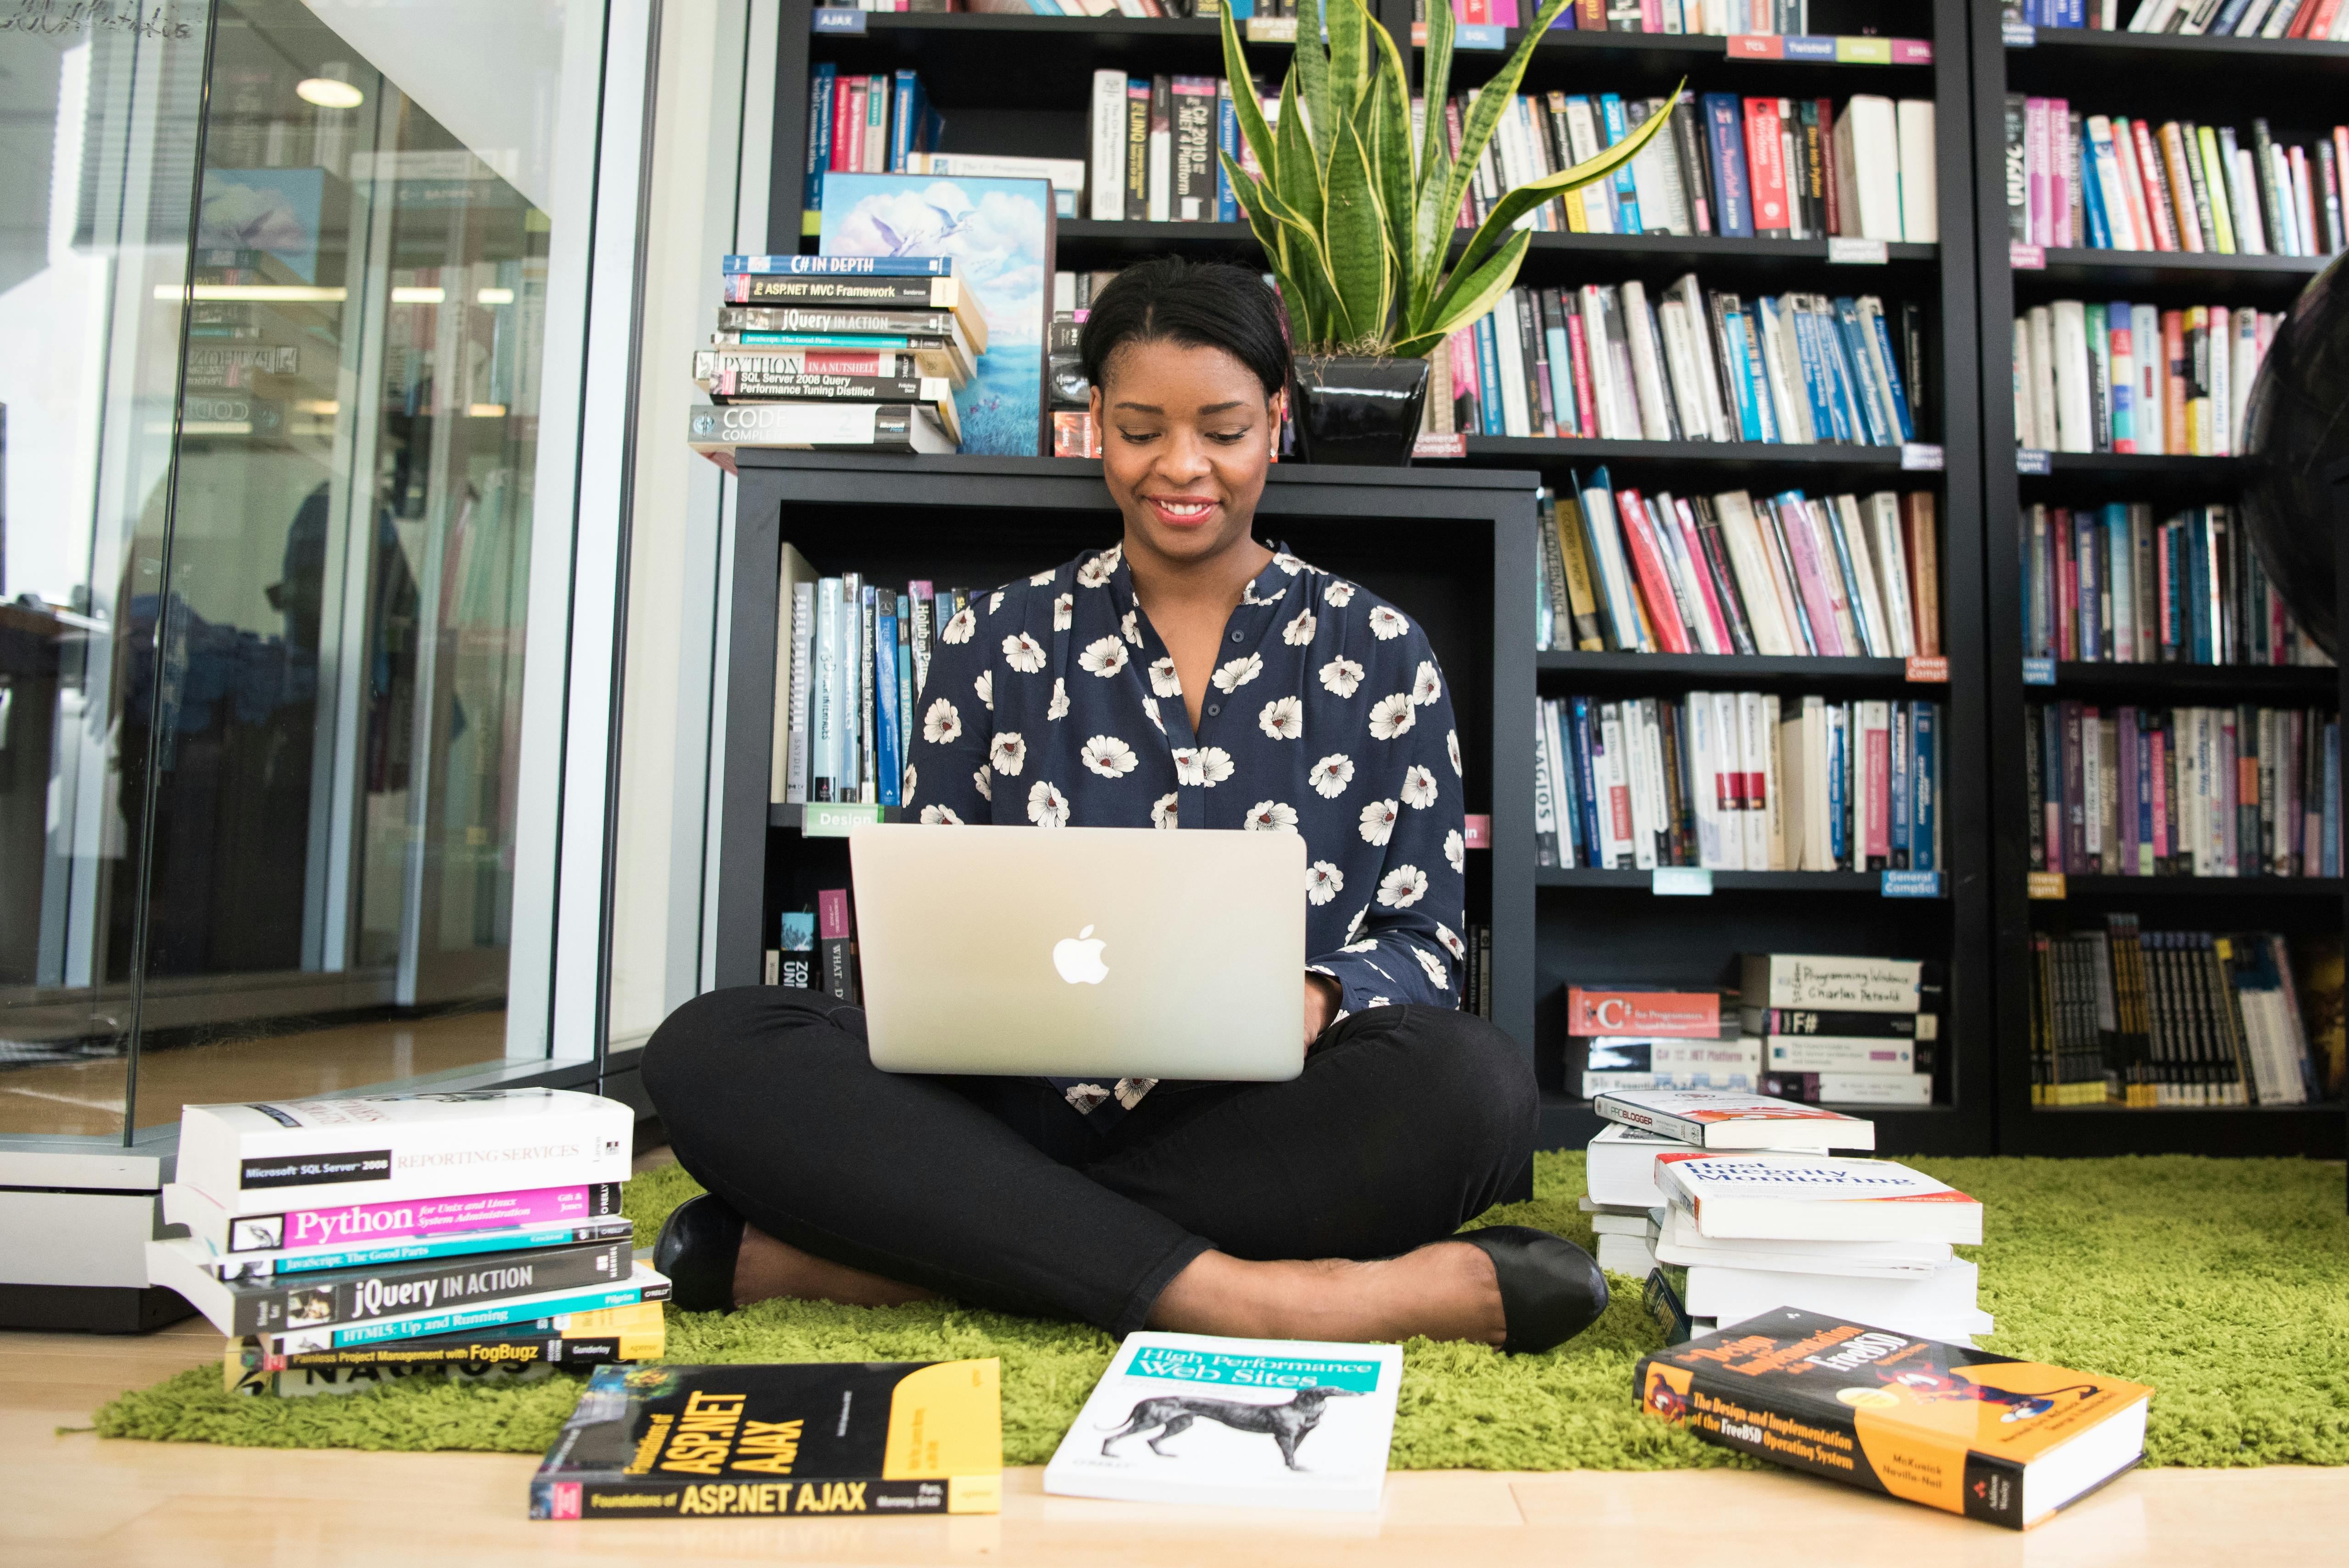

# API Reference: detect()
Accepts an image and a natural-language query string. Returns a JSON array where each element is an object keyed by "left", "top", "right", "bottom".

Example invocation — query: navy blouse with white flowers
[{"left": 903, "top": 541, "right": 1468, "bottom": 1120}]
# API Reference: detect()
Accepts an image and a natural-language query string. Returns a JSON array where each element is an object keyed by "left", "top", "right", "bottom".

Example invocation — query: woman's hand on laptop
[{"left": 1304, "top": 974, "right": 1341, "bottom": 1049}]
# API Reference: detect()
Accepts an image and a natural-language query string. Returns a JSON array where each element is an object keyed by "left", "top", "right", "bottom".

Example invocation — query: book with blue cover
[{"left": 818, "top": 172, "right": 1052, "bottom": 455}]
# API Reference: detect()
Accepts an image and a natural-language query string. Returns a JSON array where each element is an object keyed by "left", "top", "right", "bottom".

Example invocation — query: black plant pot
[{"left": 1290, "top": 355, "right": 1430, "bottom": 467}]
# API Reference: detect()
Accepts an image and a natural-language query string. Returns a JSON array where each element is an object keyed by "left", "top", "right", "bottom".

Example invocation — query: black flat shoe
[
  {"left": 1453, "top": 1225, "right": 1610, "bottom": 1355},
  {"left": 654, "top": 1193, "right": 745, "bottom": 1313}
]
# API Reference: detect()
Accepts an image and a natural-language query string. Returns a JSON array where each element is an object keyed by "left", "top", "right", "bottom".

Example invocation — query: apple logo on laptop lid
[{"left": 1053, "top": 925, "right": 1108, "bottom": 986}]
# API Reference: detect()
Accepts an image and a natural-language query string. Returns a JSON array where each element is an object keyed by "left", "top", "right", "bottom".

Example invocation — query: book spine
[
  {"left": 222, "top": 1240, "right": 632, "bottom": 1337},
  {"left": 1091, "top": 69, "right": 1128, "bottom": 221},
  {"left": 272, "top": 1277, "right": 666, "bottom": 1355},
  {"left": 534, "top": 1477, "right": 961, "bottom": 1523},
  {"left": 818, "top": 887, "right": 858, "bottom": 1003}
]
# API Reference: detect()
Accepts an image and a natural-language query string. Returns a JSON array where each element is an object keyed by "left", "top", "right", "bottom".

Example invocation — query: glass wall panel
[{"left": 1, "top": 0, "right": 606, "bottom": 1139}]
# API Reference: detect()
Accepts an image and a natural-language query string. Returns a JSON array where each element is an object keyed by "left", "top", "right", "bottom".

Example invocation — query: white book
[
  {"left": 1596, "top": 704, "right": 1637, "bottom": 868},
  {"left": 1597, "top": 1233, "right": 1658, "bottom": 1276},
  {"left": 779, "top": 551, "right": 818, "bottom": 803},
  {"left": 1687, "top": 690, "right": 1727, "bottom": 867},
  {"left": 1760, "top": 693, "right": 1787, "bottom": 869},
  {"left": 1630, "top": 698, "right": 1668, "bottom": 871},
  {"left": 1799, "top": 696, "right": 1833, "bottom": 870},
  {"left": 1712, "top": 690, "right": 1747, "bottom": 869},
  {"left": 1653, "top": 1205, "right": 1951, "bottom": 1278},
  {"left": 1089, "top": 70, "right": 1129, "bottom": 220},
  {"left": 1798, "top": 1071, "right": 1934, "bottom": 1106},
  {"left": 1735, "top": 691, "right": 1770, "bottom": 870},
  {"left": 1593, "top": 1088, "right": 1875, "bottom": 1151},
  {"left": 1765, "top": 1035, "right": 1917, "bottom": 1073},
  {"left": 1837, "top": 96, "right": 1904, "bottom": 242},
  {"left": 1494, "top": 290, "right": 1533, "bottom": 438},
  {"left": 1864, "top": 493, "right": 1916, "bottom": 657},
  {"left": 1588, "top": 1209, "right": 1652, "bottom": 1237},
  {"left": 1621, "top": 281, "right": 1677, "bottom": 440},
  {"left": 1836, "top": 495, "right": 1892, "bottom": 658},
  {"left": 1658, "top": 300, "right": 1713, "bottom": 444},
  {"left": 1657, "top": 1153, "right": 1984, "bottom": 1244},
  {"left": 2051, "top": 300, "right": 2093, "bottom": 452},
  {"left": 2012, "top": 313, "right": 2037, "bottom": 448},
  {"left": 2230, "top": 308, "right": 2259, "bottom": 455},
  {"left": 1579, "top": 288, "right": 1630, "bottom": 438},
  {"left": 1544, "top": 697, "right": 1577, "bottom": 867},
  {"left": 1147, "top": 98, "right": 1172, "bottom": 223},
  {"left": 2229, "top": 148, "right": 2269, "bottom": 255},
  {"left": 1894, "top": 99, "right": 1937, "bottom": 243},
  {"left": 2028, "top": 305, "right": 2060, "bottom": 450},
  {"left": 1579, "top": 1196, "right": 1652, "bottom": 1216},
  {"left": 1753, "top": 296, "right": 1814, "bottom": 445},
  {"left": 1740, "top": 953, "right": 1923, "bottom": 1012},
  {"left": 1714, "top": 491, "right": 1797, "bottom": 656},
  {"left": 174, "top": 1089, "right": 634, "bottom": 1217},
  {"left": 1669, "top": 276, "right": 1731, "bottom": 440},
  {"left": 1044, "top": 1333, "right": 1402, "bottom": 1512},
  {"left": 1562, "top": 98, "right": 1613, "bottom": 233},
  {"left": 1586, "top": 1123, "right": 1690, "bottom": 1207},
  {"left": 904, "top": 152, "right": 1086, "bottom": 206},
  {"left": 1685, "top": 1257, "right": 1978, "bottom": 1329},
  {"left": 2209, "top": 304, "right": 2232, "bottom": 454},
  {"left": 1532, "top": 705, "right": 1560, "bottom": 865},
  {"left": 1628, "top": 106, "right": 1688, "bottom": 235}
]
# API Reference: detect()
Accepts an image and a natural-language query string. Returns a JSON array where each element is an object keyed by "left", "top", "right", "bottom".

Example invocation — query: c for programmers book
[
  {"left": 1637, "top": 1309, "right": 2150, "bottom": 1529},
  {"left": 531, "top": 1360, "right": 1002, "bottom": 1521}
]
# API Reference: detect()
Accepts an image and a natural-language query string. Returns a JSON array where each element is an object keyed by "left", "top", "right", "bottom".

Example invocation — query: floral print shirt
[{"left": 903, "top": 542, "right": 1468, "bottom": 1123}]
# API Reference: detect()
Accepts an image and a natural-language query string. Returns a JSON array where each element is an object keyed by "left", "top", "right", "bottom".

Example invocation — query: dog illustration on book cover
[{"left": 1099, "top": 1385, "right": 1363, "bottom": 1472}]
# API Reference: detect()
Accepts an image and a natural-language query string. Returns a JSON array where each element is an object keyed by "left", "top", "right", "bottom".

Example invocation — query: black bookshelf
[
  {"left": 1417, "top": 0, "right": 1990, "bottom": 1157},
  {"left": 1968, "top": 8, "right": 2345, "bottom": 1160},
  {"left": 718, "top": 452, "right": 1544, "bottom": 1074}
]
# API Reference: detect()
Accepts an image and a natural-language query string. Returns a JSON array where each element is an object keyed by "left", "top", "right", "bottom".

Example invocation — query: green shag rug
[{"left": 90, "top": 1154, "right": 2349, "bottom": 1470}]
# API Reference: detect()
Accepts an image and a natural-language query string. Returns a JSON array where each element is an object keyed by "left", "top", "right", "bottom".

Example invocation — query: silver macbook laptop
[{"left": 849, "top": 822, "right": 1307, "bottom": 1081}]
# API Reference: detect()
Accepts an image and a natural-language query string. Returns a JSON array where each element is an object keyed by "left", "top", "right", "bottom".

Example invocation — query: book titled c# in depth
[{"left": 531, "top": 1360, "right": 1002, "bottom": 1521}]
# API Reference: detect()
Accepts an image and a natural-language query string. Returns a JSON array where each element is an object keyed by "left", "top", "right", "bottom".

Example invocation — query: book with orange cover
[{"left": 1637, "top": 1309, "right": 2151, "bottom": 1529}]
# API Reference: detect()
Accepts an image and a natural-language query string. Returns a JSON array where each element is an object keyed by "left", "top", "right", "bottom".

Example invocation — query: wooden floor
[{"left": 5, "top": 1316, "right": 2341, "bottom": 1566}]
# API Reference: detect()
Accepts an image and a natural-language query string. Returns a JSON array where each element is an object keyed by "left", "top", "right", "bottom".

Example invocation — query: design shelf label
[
  {"left": 1900, "top": 442, "right": 1944, "bottom": 471},
  {"left": 1412, "top": 433, "right": 1466, "bottom": 460},
  {"left": 1652, "top": 867, "right": 1714, "bottom": 897},
  {"left": 1247, "top": 17, "right": 1298, "bottom": 41},
  {"left": 2021, "top": 657, "right": 2056, "bottom": 685},
  {"left": 1463, "top": 813, "right": 1492, "bottom": 850},
  {"left": 2027, "top": 871, "right": 2067, "bottom": 901},
  {"left": 2009, "top": 242, "right": 2046, "bottom": 270},
  {"left": 2003, "top": 22, "right": 2037, "bottom": 46},
  {"left": 1829, "top": 236, "right": 1888, "bottom": 265},
  {"left": 811, "top": 7, "right": 865, "bottom": 34},
  {"left": 2016, "top": 448, "right": 2052, "bottom": 475},
  {"left": 1453, "top": 22, "right": 1505, "bottom": 49},
  {"left": 1905, "top": 655, "right": 1949, "bottom": 683},
  {"left": 802, "top": 801, "right": 884, "bottom": 837},
  {"left": 1880, "top": 870, "right": 1941, "bottom": 899}
]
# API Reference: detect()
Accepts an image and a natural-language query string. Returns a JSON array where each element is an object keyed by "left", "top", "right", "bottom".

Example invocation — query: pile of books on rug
[
  {"left": 686, "top": 252, "right": 978, "bottom": 462},
  {"left": 1584, "top": 1085, "right": 1990, "bottom": 1345},
  {"left": 146, "top": 1089, "right": 668, "bottom": 1398},
  {"left": 1568, "top": 952, "right": 1941, "bottom": 1111}
]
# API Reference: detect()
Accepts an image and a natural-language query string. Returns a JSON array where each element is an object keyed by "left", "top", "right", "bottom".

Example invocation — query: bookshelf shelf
[
  {"left": 1437, "top": 436, "right": 1920, "bottom": 477},
  {"left": 1451, "top": 27, "right": 1937, "bottom": 74},
  {"left": 2039, "top": 876, "right": 2347, "bottom": 901},
  {"left": 2029, "top": 452, "right": 2249, "bottom": 478},
  {"left": 2020, "top": 247, "right": 2328, "bottom": 294},
  {"left": 1055, "top": 219, "right": 1260, "bottom": 259},
  {"left": 1536, "top": 868, "right": 1933, "bottom": 895},
  {"left": 1536, "top": 650, "right": 1931, "bottom": 688},
  {"left": 1494, "top": 232, "right": 1940, "bottom": 279},
  {"left": 2009, "top": 1102, "right": 2342, "bottom": 1159},
  {"left": 2016, "top": 28, "right": 2349, "bottom": 72},
  {"left": 2036, "top": 662, "right": 2340, "bottom": 698}
]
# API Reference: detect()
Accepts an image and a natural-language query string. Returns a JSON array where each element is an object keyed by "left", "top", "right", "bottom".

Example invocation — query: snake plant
[{"left": 1219, "top": 0, "right": 1682, "bottom": 359}]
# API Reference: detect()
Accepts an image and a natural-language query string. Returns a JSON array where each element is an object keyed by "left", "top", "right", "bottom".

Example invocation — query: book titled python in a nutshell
[{"left": 531, "top": 1360, "right": 1001, "bottom": 1520}]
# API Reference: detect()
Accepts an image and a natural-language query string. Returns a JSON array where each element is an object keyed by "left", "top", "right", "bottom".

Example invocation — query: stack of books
[
  {"left": 2031, "top": 914, "right": 2328, "bottom": 1105},
  {"left": 147, "top": 1089, "right": 666, "bottom": 1399},
  {"left": 1589, "top": 1087, "right": 1989, "bottom": 1343},
  {"left": 2021, "top": 499, "right": 2320, "bottom": 665},
  {"left": 2003, "top": 95, "right": 2344, "bottom": 256},
  {"left": 2026, "top": 699, "right": 2341, "bottom": 877},
  {"left": 1534, "top": 474, "right": 1940, "bottom": 658},
  {"left": 2012, "top": 298, "right": 2281, "bottom": 456},
  {"left": 1048, "top": 268, "right": 1124, "bottom": 457},
  {"left": 1436, "top": 89, "right": 1933, "bottom": 245},
  {"left": 1745, "top": 952, "right": 1939, "bottom": 1106},
  {"left": 687, "top": 254, "right": 976, "bottom": 462},
  {"left": 1537, "top": 691, "right": 1946, "bottom": 873},
  {"left": 1429, "top": 278, "right": 1926, "bottom": 450}
]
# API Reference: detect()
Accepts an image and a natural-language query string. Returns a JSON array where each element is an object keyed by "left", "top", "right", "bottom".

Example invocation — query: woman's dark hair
[{"left": 1078, "top": 256, "right": 1290, "bottom": 401}]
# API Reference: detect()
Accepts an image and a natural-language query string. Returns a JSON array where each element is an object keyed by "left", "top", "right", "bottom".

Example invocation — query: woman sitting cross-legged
[{"left": 646, "top": 256, "right": 1607, "bottom": 1353}]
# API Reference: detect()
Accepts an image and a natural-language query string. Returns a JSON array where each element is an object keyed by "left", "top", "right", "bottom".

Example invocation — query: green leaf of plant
[
  {"left": 1409, "top": 144, "right": 1456, "bottom": 329},
  {"left": 1417, "top": 226, "right": 1532, "bottom": 348},
  {"left": 1368, "top": 59, "right": 1413, "bottom": 306},
  {"left": 1454, "top": 81, "right": 1683, "bottom": 287},
  {"left": 1432, "top": 0, "right": 1575, "bottom": 255},
  {"left": 1275, "top": 68, "right": 1322, "bottom": 250},
  {"left": 1218, "top": 6, "right": 1281, "bottom": 203},
  {"left": 1328, "top": 0, "right": 1366, "bottom": 126},
  {"left": 1291, "top": 0, "right": 1331, "bottom": 175},
  {"left": 1322, "top": 97, "right": 1390, "bottom": 350}
]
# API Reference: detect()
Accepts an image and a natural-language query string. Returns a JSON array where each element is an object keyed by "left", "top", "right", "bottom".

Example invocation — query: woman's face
[{"left": 1090, "top": 338, "right": 1281, "bottom": 567}]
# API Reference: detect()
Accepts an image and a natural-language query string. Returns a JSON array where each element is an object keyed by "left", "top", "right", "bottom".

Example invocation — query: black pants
[{"left": 641, "top": 988, "right": 1538, "bottom": 1335}]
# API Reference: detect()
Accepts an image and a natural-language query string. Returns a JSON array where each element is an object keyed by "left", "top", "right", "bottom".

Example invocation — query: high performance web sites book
[
  {"left": 174, "top": 1089, "right": 632, "bottom": 1215},
  {"left": 1637, "top": 1309, "right": 2151, "bottom": 1529},
  {"left": 531, "top": 1360, "right": 1002, "bottom": 1521},
  {"left": 1593, "top": 1087, "right": 1876, "bottom": 1150},
  {"left": 1043, "top": 1333, "right": 1403, "bottom": 1513}
]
